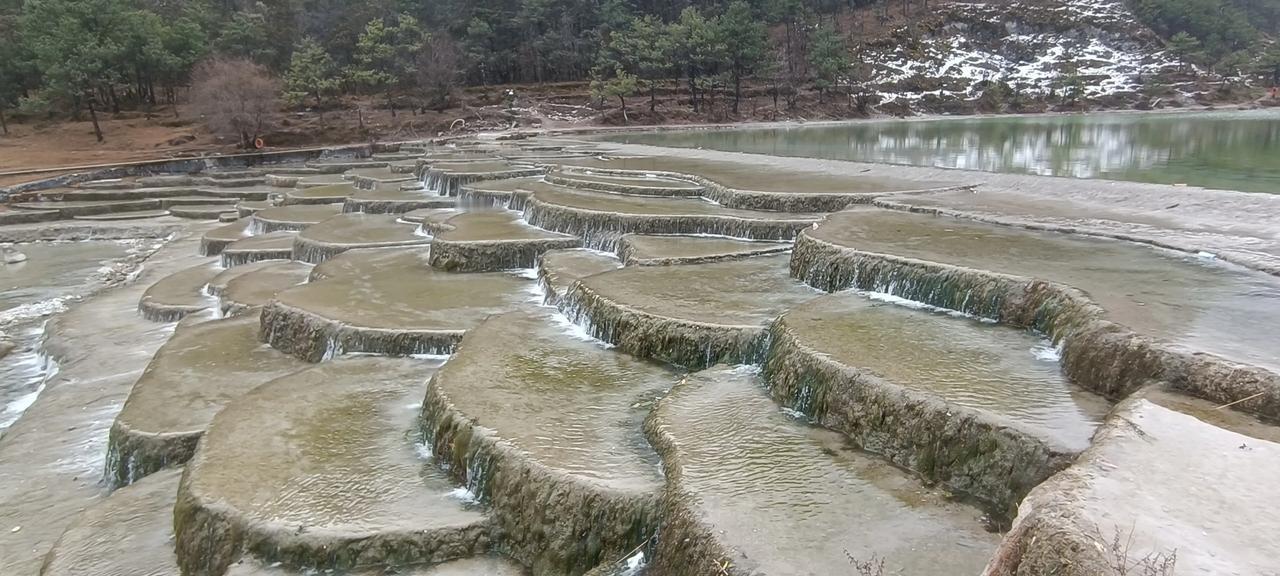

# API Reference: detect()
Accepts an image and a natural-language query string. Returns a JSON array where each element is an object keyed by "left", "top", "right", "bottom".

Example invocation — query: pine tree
[
  {"left": 809, "top": 23, "right": 849, "bottom": 103},
  {"left": 283, "top": 37, "right": 338, "bottom": 119},
  {"left": 716, "top": 1, "right": 768, "bottom": 114},
  {"left": 1167, "top": 32, "right": 1203, "bottom": 72}
]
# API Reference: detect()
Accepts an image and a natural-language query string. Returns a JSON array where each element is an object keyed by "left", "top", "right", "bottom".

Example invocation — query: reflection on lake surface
[{"left": 606, "top": 110, "right": 1280, "bottom": 194}]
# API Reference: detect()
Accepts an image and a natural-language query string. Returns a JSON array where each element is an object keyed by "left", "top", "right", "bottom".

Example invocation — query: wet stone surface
[
  {"left": 136, "top": 260, "right": 220, "bottom": 322},
  {"left": 293, "top": 213, "right": 428, "bottom": 263},
  {"left": 649, "top": 366, "right": 999, "bottom": 576},
  {"left": 572, "top": 254, "right": 817, "bottom": 328},
  {"left": 176, "top": 356, "right": 488, "bottom": 575},
  {"left": 807, "top": 209, "right": 1280, "bottom": 374},
  {"left": 536, "top": 248, "right": 621, "bottom": 302},
  {"left": 780, "top": 292, "right": 1108, "bottom": 452},
  {"left": 107, "top": 314, "right": 309, "bottom": 486},
  {"left": 993, "top": 396, "right": 1280, "bottom": 576},
  {"left": 264, "top": 258, "right": 530, "bottom": 360},
  {"left": 219, "top": 260, "right": 312, "bottom": 315},
  {"left": 618, "top": 234, "right": 791, "bottom": 265},
  {"left": 427, "top": 307, "right": 671, "bottom": 490},
  {"left": 39, "top": 469, "right": 183, "bottom": 576},
  {"left": 220, "top": 232, "right": 296, "bottom": 267}
]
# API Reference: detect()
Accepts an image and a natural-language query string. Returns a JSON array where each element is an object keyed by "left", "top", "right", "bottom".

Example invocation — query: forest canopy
[{"left": 0, "top": 0, "right": 1277, "bottom": 136}]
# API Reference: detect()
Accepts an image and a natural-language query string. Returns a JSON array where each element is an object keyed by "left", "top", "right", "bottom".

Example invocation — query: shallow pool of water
[
  {"left": 607, "top": 110, "right": 1280, "bottom": 194},
  {"left": 658, "top": 366, "right": 999, "bottom": 575}
]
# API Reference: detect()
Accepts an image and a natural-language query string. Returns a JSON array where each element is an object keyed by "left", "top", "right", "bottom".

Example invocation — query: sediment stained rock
[
  {"left": 168, "top": 204, "right": 236, "bottom": 220},
  {"left": 11, "top": 199, "right": 162, "bottom": 218},
  {"left": 535, "top": 248, "right": 621, "bottom": 305},
  {"left": 549, "top": 163, "right": 964, "bottom": 212},
  {"left": 342, "top": 189, "right": 458, "bottom": 214},
  {"left": 790, "top": 229, "right": 1280, "bottom": 421},
  {"left": 220, "top": 232, "right": 297, "bottom": 267},
  {"left": 279, "top": 183, "right": 355, "bottom": 205},
  {"left": 249, "top": 204, "right": 342, "bottom": 234},
  {"left": 986, "top": 394, "right": 1280, "bottom": 576},
  {"left": 557, "top": 255, "right": 817, "bottom": 369},
  {"left": 544, "top": 171, "right": 705, "bottom": 197},
  {"left": 617, "top": 234, "right": 791, "bottom": 266},
  {"left": 173, "top": 357, "right": 490, "bottom": 576},
  {"left": 105, "top": 315, "right": 308, "bottom": 487},
  {"left": 260, "top": 265, "right": 528, "bottom": 361},
  {"left": 522, "top": 196, "right": 818, "bottom": 252},
  {"left": 290, "top": 213, "right": 428, "bottom": 264},
  {"left": 235, "top": 200, "right": 273, "bottom": 218},
  {"left": 219, "top": 261, "right": 312, "bottom": 316},
  {"left": 136, "top": 260, "right": 221, "bottom": 322},
  {"left": 426, "top": 211, "right": 580, "bottom": 272},
  {"left": 419, "top": 309, "right": 667, "bottom": 575},
  {"left": 423, "top": 163, "right": 545, "bottom": 197},
  {"left": 762, "top": 296, "right": 1096, "bottom": 520}
]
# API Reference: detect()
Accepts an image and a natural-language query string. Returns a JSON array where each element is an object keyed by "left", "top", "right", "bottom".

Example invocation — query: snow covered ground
[{"left": 863, "top": 0, "right": 1180, "bottom": 106}]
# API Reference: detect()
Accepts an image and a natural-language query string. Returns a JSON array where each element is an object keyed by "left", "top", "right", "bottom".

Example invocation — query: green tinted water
[{"left": 607, "top": 110, "right": 1280, "bottom": 194}]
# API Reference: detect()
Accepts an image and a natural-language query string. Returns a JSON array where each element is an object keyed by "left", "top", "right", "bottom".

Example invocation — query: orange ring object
[{"left": 254, "top": 138, "right": 265, "bottom": 149}]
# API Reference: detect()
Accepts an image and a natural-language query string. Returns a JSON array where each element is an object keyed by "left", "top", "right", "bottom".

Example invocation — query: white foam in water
[
  {"left": 1030, "top": 341, "right": 1063, "bottom": 362},
  {"left": 859, "top": 290, "right": 998, "bottom": 323},
  {"left": 514, "top": 267, "right": 539, "bottom": 279},
  {"left": 448, "top": 486, "right": 479, "bottom": 504},
  {"left": 0, "top": 297, "right": 72, "bottom": 326},
  {"left": 3, "top": 384, "right": 44, "bottom": 418},
  {"left": 414, "top": 441, "right": 433, "bottom": 460},
  {"left": 620, "top": 550, "right": 647, "bottom": 576},
  {"left": 548, "top": 311, "right": 614, "bottom": 348}
]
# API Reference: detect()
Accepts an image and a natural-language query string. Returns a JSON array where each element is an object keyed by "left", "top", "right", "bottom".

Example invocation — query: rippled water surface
[
  {"left": 607, "top": 110, "right": 1280, "bottom": 193},
  {"left": 0, "top": 241, "right": 132, "bottom": 433},
  {"left": 661, "top": 367, "right": 998, "bottom": 575}
]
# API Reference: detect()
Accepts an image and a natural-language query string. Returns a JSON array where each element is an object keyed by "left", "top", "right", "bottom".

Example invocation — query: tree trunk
[
  {"left": 618, "top": 95, "right": 628, "bottom": 124},
  {"left": 108, "top": 85, "right": 121, "bottom": 114},
  {"left": 688, "top": 74, "right": 699, "bottom": 112},
  {"left": 87, "top": 98, "right": 104, "bottom": 142},
  {"left": 650, "top": 82, "right": 656, "bottom": 112},
  {"left": 0, "top": 107, "right": 8, "bottom": 135},
  {"left": 733, "top": 72, "right": 741, "bottom": 114}
]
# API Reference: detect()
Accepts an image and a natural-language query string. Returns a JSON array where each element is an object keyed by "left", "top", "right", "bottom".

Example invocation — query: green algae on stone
[
  {"left": 763, "top": 291, "right": 1109, "bottom": 520},
  {"left": 559, "top": 254, "right": 818, "bottom": 368},
  {"left": 105, "top": 315, "right": 309, "bottom": 487},
  {"left": 427, "top": 210, "right": 580, "bottom": 272},
  {"left": 420, "top": 308, "right": 670, "bottom": 575},
  {"left": 535, "top": 248, "right": 621, "bottom": 305},
  {"left": 261, "top": 264, "right": 529, "bottom": 361},
  {"left": 520, "top": 184, "right": 821, "bottom": 251},
  {"left": 291, "top": 213, "right": 428, "bottom": 264},
  {"left": 791, "top": 209, "right": 1280, "bottom": 422},
  {"left": 174, "top": 357, "right": 490, "bottom": 576}
]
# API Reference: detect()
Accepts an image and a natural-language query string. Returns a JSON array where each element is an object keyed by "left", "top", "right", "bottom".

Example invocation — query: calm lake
[{"left": 605, "top": 110, "right": 1280, "bottom": 194}]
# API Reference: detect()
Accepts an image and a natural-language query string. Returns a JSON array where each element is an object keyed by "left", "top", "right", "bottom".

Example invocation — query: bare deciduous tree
[
  {"left": 190, "top": 57, "right": 280, "bottom": 148},
  {"left": 417, "top": 34, "right": 463, "bottom": 112}
]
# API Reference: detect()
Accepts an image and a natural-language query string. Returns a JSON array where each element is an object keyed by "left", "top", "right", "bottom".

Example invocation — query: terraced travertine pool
[{"left": 1, "top": 136, "right": 1278, "bottom": 576}]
